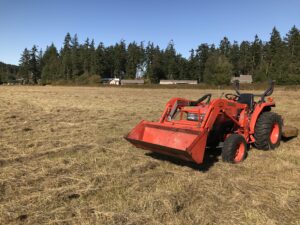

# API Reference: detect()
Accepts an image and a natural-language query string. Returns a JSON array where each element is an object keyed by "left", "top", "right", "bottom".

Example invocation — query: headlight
[{"left": 187, "top": 113, "right": 205, "bottom": 121}]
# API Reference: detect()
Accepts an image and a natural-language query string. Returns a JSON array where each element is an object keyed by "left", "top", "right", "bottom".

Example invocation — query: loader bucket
[{"left": 125, "top": 121, "right": 208, "bottom": 164}]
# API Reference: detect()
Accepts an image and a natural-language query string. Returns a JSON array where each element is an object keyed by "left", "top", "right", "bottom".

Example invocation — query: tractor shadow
[
  {"left": 146, "top": 147, "right": 221, "bottom": 172},
  {"left": 281, "top": 136, "right": 298, "bottom": 142}
]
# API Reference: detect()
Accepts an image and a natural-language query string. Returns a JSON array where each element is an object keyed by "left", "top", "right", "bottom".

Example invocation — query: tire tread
[
  {"left": 254, "top": 112, "right": 282, "bottom": 150},
  {"left": 222, "top": 134, "right": 247, "bottom": 163}
]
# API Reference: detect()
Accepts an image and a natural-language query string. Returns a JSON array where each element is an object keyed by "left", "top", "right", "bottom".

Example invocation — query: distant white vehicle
[
  {"left": 109, "top": 78, "right": 120, "bottom": 85},
  {"left": 101, "top": 78, "right": 121, "bottom": 85}
]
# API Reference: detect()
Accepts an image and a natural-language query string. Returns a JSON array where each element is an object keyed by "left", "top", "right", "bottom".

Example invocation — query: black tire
[
  {"left": 254, "top": 112, "right": 282, "bottom": 150},
  {"left": 222, "top": 134, "right": 247, "bottom": 163}
]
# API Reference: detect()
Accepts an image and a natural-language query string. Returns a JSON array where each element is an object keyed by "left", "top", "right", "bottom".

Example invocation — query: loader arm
[{"left": 200, "top": 99, "right": 247, "bottom": 131}]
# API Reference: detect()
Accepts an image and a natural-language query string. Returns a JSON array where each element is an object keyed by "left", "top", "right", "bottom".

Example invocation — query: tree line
[
  {"left": 0, "top": 62, "right": 19, "bottom": 84},
  {"left": 10, "top": 25, "right": 300, "bottom": 85}
]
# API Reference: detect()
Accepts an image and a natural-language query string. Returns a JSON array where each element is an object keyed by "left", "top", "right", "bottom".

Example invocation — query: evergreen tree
[
  {"left": 81, "top": 38, "right": 96, "bottom": 75},
  {"left": 145, "top": 42, "right": 165, "bottom": 83},
  {"left": 126, "top": 42, "right": 145, "bottom": 79},
  {"left": 104, "top": 46, "right": 115, "bottom": 78},
  {"left": 219, "top": 37, "right": 231, "bottom": 57},
  {"left": 285, "top": 26, "right": 300, "bottom": 83},
  {"left": 177, "top": 57, "right": 190, "bottom": 79},
  {"left": 61, "top": 32, "right": 72, "bottom": 80},
  {"left": 195, "top": 44, "right": 210, "bottom": 82},
  {"left": 145, "top": 42, "right": 155, "bottom": 82},
  {"left": 164, "top": 40, "right": 178, "bottom": 79},
  {"left": 188, "top": 49, "right": 199, "bottom": 81},
  {"left": 41, "top": 44, "right": 60, "bottom": 83},
  {"left": 112, "top": 40, "right": 127, "bottom": 78},
  {"left": 19, "top": 48, "right": 31, "bottom": 82},
  {"left": 229, "top": 41, "right": 240, "bottom": 76},
  {"left": 239, "top": 41, "right": 252, "bottom": 75},
  {"left": 251, "top": 35, "right": 263, "bottom": 70},
  {"left": 90, "top": 39, "right": 97, "bottom": 75},
  {"left": 266, "top": 27, "right": 288, "bottom": 82},
  {"left": 29, "top": 45, "right": 40, "bottom": 84},
  {"left": 95, "top": 42, "right": 106, "bottom": 77},
  {"left": 71, "top": 34, "right": 82, "bottom": 77},
  {"left": 286, "top": 26, "right": 300, "bottom": 57},
  {"left": 204, "top": 52, "right": 233, "bottom": 85},
  {"left": 151, "top": 46, "right": 165, "bottom": 83},
  {"left": 82, "top": 38, "right": 91, "bottom": 75},
  {"left": 251, "top": 35, "right": 264, "bottom": 81}
]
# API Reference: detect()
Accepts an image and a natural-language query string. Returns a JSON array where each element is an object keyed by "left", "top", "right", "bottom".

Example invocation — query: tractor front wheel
[
  {"left": 222, "top": 134, "right": 247, "bottom": 163},
  {"left": 254, "top": 112, "right": 282, "bottom": 150}
]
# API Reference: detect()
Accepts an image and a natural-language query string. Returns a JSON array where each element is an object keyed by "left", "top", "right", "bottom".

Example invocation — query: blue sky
[{"left": 0, "top": 0, "right": 300, "bottom": 65}]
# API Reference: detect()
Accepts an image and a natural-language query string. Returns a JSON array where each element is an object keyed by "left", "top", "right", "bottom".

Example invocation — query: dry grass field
[{"left": 0, "top": 86, "right": 299, "bottom": 225}]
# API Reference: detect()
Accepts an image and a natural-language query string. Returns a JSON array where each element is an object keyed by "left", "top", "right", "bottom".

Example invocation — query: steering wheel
[{"left": 225, "top": 93, "right": 239, "bottom": 101}]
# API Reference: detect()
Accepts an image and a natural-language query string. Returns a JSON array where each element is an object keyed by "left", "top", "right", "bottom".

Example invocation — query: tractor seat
[{"left": 237, "top": 93, "right": 254, "bottom": 111}]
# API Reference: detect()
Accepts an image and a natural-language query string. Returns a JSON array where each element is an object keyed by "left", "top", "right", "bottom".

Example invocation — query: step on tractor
[{"left": 125, "top": 81, "right": 298, "bottom": 164}]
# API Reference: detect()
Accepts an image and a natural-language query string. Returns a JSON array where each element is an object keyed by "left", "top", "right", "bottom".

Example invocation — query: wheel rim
[
  {"left": 270, "top": 123, "right": 280, "bottom": 144},
  {"left": 234, "top": 142, "right": 245, "bottom": 162}
]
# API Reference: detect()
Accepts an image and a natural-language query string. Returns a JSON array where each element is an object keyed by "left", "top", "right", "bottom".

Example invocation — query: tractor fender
[{"left": 249, "top": 102, "right": 275, "bottom": 133}]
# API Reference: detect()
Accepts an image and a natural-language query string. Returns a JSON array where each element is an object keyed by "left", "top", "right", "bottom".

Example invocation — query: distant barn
[
  {"left": 231, "top": 75, "right": 253, "bottom": 84},
  {"left": 121, "top": 79, "right": 144, "bottom": 85},
  {"left": 160, "top": 80, "right": 197, "bottom": 85}
]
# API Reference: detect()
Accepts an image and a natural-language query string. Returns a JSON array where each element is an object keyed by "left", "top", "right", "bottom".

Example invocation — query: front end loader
[{"left": 125, "top": 81, "right": 298, "bottom": 164}]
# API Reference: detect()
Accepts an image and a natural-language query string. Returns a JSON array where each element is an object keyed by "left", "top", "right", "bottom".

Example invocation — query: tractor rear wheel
[
  {"left": 254, "top": 112, "right": 282, "bottom": 150},
  {"left": 222, "top": 134, "right": 247, "bottom": 163}
]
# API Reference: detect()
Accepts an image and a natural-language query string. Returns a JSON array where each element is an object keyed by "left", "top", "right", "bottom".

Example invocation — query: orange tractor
[{"left": 125, "top": 81, "right": 298, "bottom": 164}]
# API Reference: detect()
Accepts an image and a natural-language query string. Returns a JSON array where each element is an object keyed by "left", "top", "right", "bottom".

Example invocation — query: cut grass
[{"left": 0, "top": 86, "right": 299, "bottom": 224}]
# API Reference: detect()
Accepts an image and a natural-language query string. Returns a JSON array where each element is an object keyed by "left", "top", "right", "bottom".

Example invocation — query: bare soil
[{"left": 0, "top": 86, "right": 299, "bottom": 225}]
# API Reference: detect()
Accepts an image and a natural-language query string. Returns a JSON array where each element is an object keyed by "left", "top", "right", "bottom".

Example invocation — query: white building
[
  {"left": 231, "top": 75, "right": 253, "bottom": 84},
  {"left": 121, "top": 79, "right": 144, "bottom": 85},
  {"left": 159, "top": 80, "right": 198, "bottom": 85}
]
